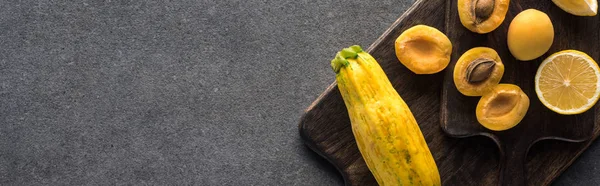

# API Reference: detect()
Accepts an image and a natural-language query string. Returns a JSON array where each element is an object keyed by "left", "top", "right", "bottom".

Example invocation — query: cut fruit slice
[
  {"left": 552, "top": 0, "right": 598, "bottom": 16},
  {"left": 535, "top": 50, "right": 600, "bottom": 115}
]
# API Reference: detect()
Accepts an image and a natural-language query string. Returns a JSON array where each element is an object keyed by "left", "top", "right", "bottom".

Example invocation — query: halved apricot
[
  {"left": 453, "top": 47, "right": 505, "bottom": 96},
  {"left": 395, "top": 25, "right": 452, "bottom": 74},
  {"left": 476, "top": 84, "right": 530, "bottom": 131},
  {"left": 458, "top": 0, "right": 510, "bottom": 34}
]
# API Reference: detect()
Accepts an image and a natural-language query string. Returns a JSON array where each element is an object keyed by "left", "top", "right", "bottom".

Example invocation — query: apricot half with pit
[
  {"left": 476, "top": 84, "right": 530, "bottom": 131},
  {"left": 458, "top": 0, "right": 510, "bottom": 34},
  {"left": 507, "top": 9, "right": 554, "bottom": 61},
  {"left": 453, "top": 47, "right": 505, "bottom": 96},
  {"left": 395, "top": 25, "right": 452, "bottom": 74}
]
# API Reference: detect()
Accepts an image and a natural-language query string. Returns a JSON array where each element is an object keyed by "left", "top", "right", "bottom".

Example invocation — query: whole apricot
[
  {"left": 395, "top": 25, "right": 452, "bottom": 74},
  {"left": 476, "top": 84, "right": 530, "bottom": 131},
  {"left": 507, "top": 9, "right": 554, "bottom": 61}
]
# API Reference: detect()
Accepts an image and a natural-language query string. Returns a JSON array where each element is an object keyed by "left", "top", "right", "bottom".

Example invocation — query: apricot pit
[
  {"left": 476, "top": 84, "right": 530, "bottom": 131},
  {"left": 395, "top": 25, "right": 452, "bottom": 74}
]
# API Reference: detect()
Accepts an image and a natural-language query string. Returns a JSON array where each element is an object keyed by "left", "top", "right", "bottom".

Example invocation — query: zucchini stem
[{"left": 331, "top": 45, "right": 364, "bottom": 73}]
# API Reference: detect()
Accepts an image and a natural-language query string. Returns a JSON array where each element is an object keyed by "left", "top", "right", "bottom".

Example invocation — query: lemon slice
[
  {"left": 535, "top": 50, "right": 600, "bottom": 115},
  {"left": 552, "top": 0, "right": 598, "bottom": 16}
]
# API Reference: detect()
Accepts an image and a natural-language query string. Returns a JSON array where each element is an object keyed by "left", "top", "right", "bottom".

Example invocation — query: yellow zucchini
[{"left": 331, "top": 45, "right": 441, "bottom": 186}]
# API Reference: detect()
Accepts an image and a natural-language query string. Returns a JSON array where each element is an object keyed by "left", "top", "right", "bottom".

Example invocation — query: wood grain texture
[{"left": 298, "top": 0, "right": 600, "bottom": 185}]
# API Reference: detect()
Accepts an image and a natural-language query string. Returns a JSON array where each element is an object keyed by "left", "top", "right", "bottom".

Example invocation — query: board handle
[{"left": 499, "top": 142, "right": 528, "bottom": 186}]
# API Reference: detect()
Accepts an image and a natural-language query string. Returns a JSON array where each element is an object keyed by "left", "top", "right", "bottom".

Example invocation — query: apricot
[
  {"left": 458, "top": 0, "right": 510, "bottom": 34},
  {"left": 395, "top": 25, "right": 452, "bottom": 74},
  {"left": 453, "top": 47, "right": 505, "bottom": 96},
  {"left": 476, "top": 84, "right": 530, "bottom": 131},
  {"left": 507, "top": 9, "right": 555, "bottom": 61}
]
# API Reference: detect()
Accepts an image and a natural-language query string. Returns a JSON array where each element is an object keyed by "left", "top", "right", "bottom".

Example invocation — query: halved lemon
[
  {"left": 552, "top": 0, "right": 598, "bottom": 16},
  {"left": 535, "top": 50, "right": 600, "bottom": 115}
]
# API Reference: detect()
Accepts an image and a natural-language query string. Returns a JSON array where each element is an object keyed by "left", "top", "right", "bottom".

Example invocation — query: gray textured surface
[{"left": 0, "top": 0, "right": 597, "bottom": 185}]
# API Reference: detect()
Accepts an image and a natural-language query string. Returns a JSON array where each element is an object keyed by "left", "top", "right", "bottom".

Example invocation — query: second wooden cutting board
[{"left": 442, "top": 0, "right": 599, "bottom": 185}]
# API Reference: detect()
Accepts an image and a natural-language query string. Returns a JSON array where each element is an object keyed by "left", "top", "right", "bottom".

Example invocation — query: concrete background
[{"left": 0, "top": 0, "right": 597, "bottom": 185}]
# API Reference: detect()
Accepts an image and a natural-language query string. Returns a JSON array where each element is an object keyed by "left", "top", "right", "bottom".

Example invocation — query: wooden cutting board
[
  {"left": 298, "top": 0, "right": 600, "bottom": 185},
  {"left": 441, "top": 0, "right": 599, "bottom": 185}
]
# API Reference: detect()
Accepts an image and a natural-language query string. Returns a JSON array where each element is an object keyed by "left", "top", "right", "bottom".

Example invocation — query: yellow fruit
[
  {"left": 507, "top": 9, "right": 554, "bottom": 61},
  {"left": 552, "top": 0, "right": 598, "bottom": 16},
  {"left": 535, "top": 50, "right": 600, "bottom": 115},
  {"left": 395, "top": 25, "right": 452, "bottom": 74},
  {"left": 331, "top": 45, "right": 441, "bottom": 186},
  {"left": 458, "top": 0, "right": 511, "bottom": 34},
  {"left": 453, "top": 47, "right": 505, "bottom": 96},
  {"left": 476, "top": 84, "right": 530, "bottom": 131}
]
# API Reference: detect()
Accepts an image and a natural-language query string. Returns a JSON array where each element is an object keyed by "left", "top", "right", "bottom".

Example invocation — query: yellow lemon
[
  {"left": 535, "top": 50, "right": 600, "bottom": 115},
  {"left": 552, "top": 0, "right": 598, "bottom": 16}
]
